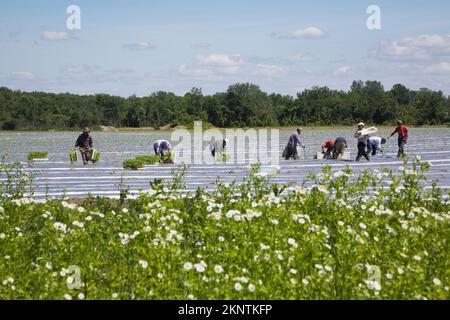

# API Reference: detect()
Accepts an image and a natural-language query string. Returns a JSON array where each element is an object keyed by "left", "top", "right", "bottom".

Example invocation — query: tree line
[{"left": 0, "top": 81, "right": 449, "bottom": 130}]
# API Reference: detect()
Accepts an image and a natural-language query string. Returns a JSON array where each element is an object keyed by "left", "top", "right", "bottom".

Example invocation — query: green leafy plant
[
  {"left": 0, "top": 157, "right": 449, "bottom": 300},
  {"left": 27, "top": 152, "right": 48, "bottom": 161},
  {"left": 123, "top": 158, "right": 146, "bottom": 170},
  {"left": 135, "top": 155, "right": 159, "bottom": 165}
]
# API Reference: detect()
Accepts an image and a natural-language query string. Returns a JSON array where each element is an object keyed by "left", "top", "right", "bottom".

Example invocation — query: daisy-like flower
[
  {"left": 64, "top": 293, "right": 72, "bottom": 300},
  {"left": 139, "top": 260, "right": 148, "bottom": 269},
  {"left": 433, "top": 278, "right": 442, "bottom": 286},
  {"left": 234, "top": 283, "right": 243, "bottom": 291},
  {"left": 195, "top": 264, "right": 206, "bottom": 273},
  {"left": 183, "top": 262, "right": 193, "bottom": 271},
  {"left": 214, "top": 265, "right": 224, "bottom": 274},
  {"left": 248, "top": 284, "right": 255, "bottom": 293}
]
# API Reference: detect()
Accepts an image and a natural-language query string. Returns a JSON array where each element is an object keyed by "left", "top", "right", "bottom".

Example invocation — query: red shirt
[
  {"left": 322, "top": 140, "right": 335, "bottom": 148},
  {"left": 393, "top": 125, "right": 408, "bottom": 138}
]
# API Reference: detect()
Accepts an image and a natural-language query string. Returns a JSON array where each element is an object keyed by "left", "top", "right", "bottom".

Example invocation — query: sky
[{"left": 1, "top": 0, "right": 450, "bottom": 97}]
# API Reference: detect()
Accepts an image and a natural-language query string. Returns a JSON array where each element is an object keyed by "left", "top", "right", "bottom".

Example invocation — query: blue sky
[{"left": 1, "top": 0, "right": 450, "bottom": 96}]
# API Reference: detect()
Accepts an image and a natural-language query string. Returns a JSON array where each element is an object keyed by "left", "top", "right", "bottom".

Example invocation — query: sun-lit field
[{"left": 1, "top": 156, "right": 449, "bottom": 300}]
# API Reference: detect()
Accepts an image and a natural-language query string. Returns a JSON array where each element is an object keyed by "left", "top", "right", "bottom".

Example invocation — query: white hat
[
  {"left": 224, "top": 138, "right": 229, "bottom": 144},
  {"left": 358, "top": 122, "right": 365, "bottom": 127}
]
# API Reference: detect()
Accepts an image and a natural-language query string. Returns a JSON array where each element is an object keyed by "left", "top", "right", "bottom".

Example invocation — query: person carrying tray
[
  {"left": 75, "top": 127, "right": 94, "bottom": 165},
  {"left": 354, "top": 122, "right": 371, "bottom": 162}
]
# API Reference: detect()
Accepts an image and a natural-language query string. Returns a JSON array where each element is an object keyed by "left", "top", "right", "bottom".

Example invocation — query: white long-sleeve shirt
[{"left": 354, "top": 130, "right": 369, "bottom": 144}]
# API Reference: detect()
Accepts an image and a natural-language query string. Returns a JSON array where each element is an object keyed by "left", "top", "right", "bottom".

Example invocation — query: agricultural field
[
  {"left": 0, "top": 153, "right": 449, "bottom": 299},
  {"left": 0, "top": 128, "right": 449, "bottom": 198}
]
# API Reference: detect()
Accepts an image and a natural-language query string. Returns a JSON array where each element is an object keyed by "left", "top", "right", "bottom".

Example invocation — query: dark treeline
[{"left": 0, "top": 81, "right": 449, "bottom": 130}]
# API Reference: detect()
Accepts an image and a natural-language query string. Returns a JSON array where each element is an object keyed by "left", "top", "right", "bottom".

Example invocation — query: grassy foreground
[{"left": 0, "top": 157, "right": 449, "bottom": 300}]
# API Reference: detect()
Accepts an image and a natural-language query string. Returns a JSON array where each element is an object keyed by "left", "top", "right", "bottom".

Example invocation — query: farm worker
[
  {"left": 332, "top": 137, "right": 348, "bottom": 159},
  {"left": 354, "top": 122, "right": 370, "bottom": 162},
  {"left": 321, "top": 140, "right": 335, "bottom": 159},
  {"left": 284, "top": 128, "right": 305, "bottom": 160},
  {"left": 75, "top": 127, "right": 93, "bottom": 165},
  {"left": 389, "top": 120, "right": 409, "bottom": 158},
  {"left": 153, "top": 139, "right": 172, "bottom": 163},
  {"left": 210, "top": 138, "right": 229, "bottom": 158},
  {"left": 367, "top": 136, "right": 387, "bottom": 156}
]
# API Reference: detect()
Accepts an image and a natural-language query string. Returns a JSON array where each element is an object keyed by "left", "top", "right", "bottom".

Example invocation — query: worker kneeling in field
[
  {"left": 321, "top": 140, "right": 335, "bottom": 159},
  {"left": 283, "top": 128, "right": 305, "bottom": 160},
  {"left": 210, "top": 138, "right": 229, "bottom": 160},
  {"left": 332, "top": 137, "right": 348, "bottom": 159},
  {"left": 367, "top": 136, "right": 387, "bottom": 157},
  {"left": 153, "top": 139, "right": 173, "bottom": 163},
  {"left": 75, "top": 127, "right": 94, "bottom": 165}
]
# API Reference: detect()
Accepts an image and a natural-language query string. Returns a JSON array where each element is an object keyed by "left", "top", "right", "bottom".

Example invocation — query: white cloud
[
  {"left": 374, "top": 34, "right": 450, "bottom": 61},
  {"left": 288, "top": 53, "right": 318, "bottom": 62},
  {"left": 178, "top": 64, "right": 215, "bottom": 78},
  {"left": 12, "top": 71, "right": 35, "bottom": 80},
  {"left": 375, "top": 41, "right": 429, "bottom": 60},
  {"left": 400, "top": 35, "right": 450, "bottom": 48},
  {"left": 179, "top": 54, "right": 287, "bottom": 80},
  {"left": 275, "top": 27, "right": 325, "bottom": 39},
  {"left": 253, "top": 64, "right": 285, "bottom": 77},
  {"left": 424, "top": 62, "right": 450, "bottom": 74},
  {"left": 41, "top": 31, "right": 72, "bottom": 41},
  {"left": 122, "top": 41, "right": 156, "bottom": 50},
  {"left": 333, "top": 66, "right": 353, "bottom": 77},
  {"left": 198, "top": 54, "right": 244, "bottom": 67}
]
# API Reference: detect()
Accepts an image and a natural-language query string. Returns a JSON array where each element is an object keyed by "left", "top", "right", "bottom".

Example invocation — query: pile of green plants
[
  {"left": 123, "top": 158, "right": 146, "bottom": 170},
  {"left": 135, "top": 155, "right": 159, "bottom": 165},
  {"left": 0, "top": 156, "right": 449, "bottom": 300},
  {"left": 27, "top": 152, "right": 48, "bottom": 161},
  {"left": 123, "top": 155, "right": 159, "bottom": 170}
]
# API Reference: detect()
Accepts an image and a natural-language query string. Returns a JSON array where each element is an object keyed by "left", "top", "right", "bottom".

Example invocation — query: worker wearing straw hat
[{"left": 354, "top": 122, "right": 370, "bottom": 162}]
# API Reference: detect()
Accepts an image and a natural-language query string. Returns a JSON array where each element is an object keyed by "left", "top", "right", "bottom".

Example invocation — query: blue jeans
[{"left": 367, "top": 141, "right": 379, "bottom": 156}]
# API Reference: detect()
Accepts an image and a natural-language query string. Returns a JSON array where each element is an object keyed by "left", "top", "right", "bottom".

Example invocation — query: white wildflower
[
  {"left": 433, "top": 278, "right": 442, "bottom": 286},
  {"left": 139, "top": 260, "right": 148, "bottom": 269},
  {"left": 214, "top": 265, "right": 224, "bottom": 274}
]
